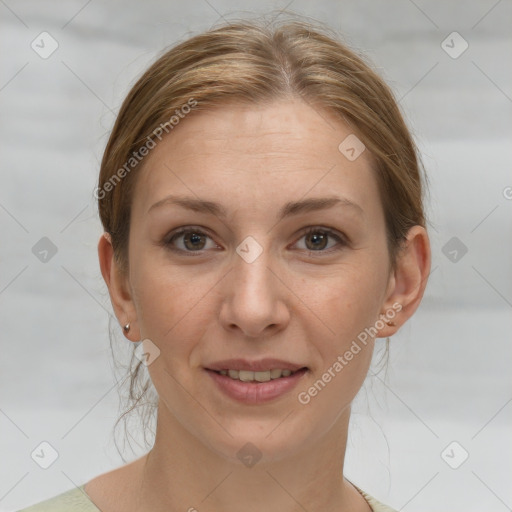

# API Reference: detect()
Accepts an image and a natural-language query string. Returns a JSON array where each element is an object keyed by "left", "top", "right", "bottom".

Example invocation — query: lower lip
[{"left": 205, "top": 368, "right": 308, "bottom": 404}]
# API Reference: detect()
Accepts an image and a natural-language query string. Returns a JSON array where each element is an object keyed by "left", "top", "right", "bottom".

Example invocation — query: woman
[{"left": 18, "top": 16, "right": 430, "bottom": 512}]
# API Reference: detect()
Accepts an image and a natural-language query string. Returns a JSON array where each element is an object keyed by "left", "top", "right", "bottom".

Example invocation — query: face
[{"left": 122, "top": 98, "right": 396, "bottom": 463}]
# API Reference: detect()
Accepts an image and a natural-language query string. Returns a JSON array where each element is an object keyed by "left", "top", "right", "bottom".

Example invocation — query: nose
[{"left": 218, "top": 244, "right": 290, "bottom": 339}]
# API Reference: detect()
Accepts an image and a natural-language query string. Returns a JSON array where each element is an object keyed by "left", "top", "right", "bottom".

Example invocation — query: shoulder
[
  {"left": 352, "top": 483, "right": 399, "bottom": 512},
  {"left": 15, "top": 484, "right": 101, "bottom": 512}
]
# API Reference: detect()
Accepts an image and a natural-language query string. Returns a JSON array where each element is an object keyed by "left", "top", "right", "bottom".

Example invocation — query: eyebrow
[{"left": 148, "top": 194, "right": 364, "bottom": 219}]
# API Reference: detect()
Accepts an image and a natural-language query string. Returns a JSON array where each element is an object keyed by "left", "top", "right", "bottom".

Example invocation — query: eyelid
[
  {"left": 163, "top": 226, "right": 221, "bottom": 254},
  {"left": 300, "top": 226, "right": 347, "bottom": 242},
  {"left": 293, "top": 226, "right": 348, "bottom": 253},
  {"left": 163, "top": 225, "right": 348, "bottom": 254}
]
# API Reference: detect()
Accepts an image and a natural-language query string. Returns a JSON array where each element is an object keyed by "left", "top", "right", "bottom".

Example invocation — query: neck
[{"left": 131, "top": 403, "right": 369, "bottom": 512}]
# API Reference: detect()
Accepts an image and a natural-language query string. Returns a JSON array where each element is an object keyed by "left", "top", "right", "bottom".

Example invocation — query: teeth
[
  {"left": 270, "top": 368, "right": 282, "bottom": 379},
  {"left": 218, "top": 368, "right": 298, "bottom": 382}
]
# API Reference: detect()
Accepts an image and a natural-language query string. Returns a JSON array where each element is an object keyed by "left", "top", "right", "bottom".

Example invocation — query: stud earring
[
  {"left": 386, "top": 320, "right": 396, "bottom": 326},
  {"left": 123, "top": 323, "right": 130, "bottom": 333}
]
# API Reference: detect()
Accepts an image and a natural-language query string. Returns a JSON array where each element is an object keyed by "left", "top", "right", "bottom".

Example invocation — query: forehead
[{"left": 132, "top": 99, "right": 381, "bottom": 219}]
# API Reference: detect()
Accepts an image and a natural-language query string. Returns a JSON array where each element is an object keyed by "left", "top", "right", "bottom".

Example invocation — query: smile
[{"left": 205, "top": 367, "right": 309, "bottom": 404}]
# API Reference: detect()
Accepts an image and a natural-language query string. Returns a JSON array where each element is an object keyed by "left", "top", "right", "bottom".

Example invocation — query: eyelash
[{"left": 163, "top": 226, "right": 348, "bottom": 257}]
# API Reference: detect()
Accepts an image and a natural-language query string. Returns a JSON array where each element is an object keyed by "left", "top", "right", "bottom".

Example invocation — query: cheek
[
  {"left": 130, "top": 256, "right": 220, "bottom": 366},
  {"left": 302, "top": 342, "right": 374, "bottom": 423},
  {"left": 302, "top": 260, "right": 387, "bottom": 340},
  {"left": 130, "top": 257, "right": 196, "bottom": 341},
  {"left": 295, "top": 273, "right": 378, "bottom": 415}
]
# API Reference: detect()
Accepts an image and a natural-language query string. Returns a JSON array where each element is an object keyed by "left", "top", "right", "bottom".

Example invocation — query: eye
[
  {"left": 164, "top": 227, "right": 220, "bottom": 254},
  {"left": 163, "top": 226, "right": 347, "bottom": 256},
  {"left": 293, "top": 227, "right": 347, "bottom": 253}
]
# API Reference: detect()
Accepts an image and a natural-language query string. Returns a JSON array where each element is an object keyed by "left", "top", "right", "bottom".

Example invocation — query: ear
[
  {"left": 378, "top": 225, "right": 431, "bottom": 337},
  {"left": 98, "top": 233, "right": 140, "bottom": 341}
]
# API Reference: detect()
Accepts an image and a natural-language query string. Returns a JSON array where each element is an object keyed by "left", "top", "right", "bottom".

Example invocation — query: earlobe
[
  {"left": 378, "top": 225, "right": 431, "bottom": 337},
  {"left": 97, "top": 233, "right": 139, "bottom": 341}
]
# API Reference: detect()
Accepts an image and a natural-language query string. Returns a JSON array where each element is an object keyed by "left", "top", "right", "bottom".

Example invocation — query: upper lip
[{"left": 205, "top": 358, "right": 307, "bottom": 372}]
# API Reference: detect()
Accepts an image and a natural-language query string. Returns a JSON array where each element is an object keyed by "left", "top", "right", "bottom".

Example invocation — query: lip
[
  {"left": 205, "top": 366, "right": 308, "bottom": 404},
  {"left": 205, "top": 358, "right": 305, "bottom": 372}
]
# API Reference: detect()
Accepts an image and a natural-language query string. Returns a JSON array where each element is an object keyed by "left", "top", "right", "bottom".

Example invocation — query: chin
[{"left": 198, "top": 415, "right": 317, "bottom": 467}]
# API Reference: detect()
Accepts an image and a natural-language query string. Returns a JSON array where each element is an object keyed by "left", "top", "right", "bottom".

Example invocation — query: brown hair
[{"left": 97, "top": 14, "right": 429, "bottom": 458}]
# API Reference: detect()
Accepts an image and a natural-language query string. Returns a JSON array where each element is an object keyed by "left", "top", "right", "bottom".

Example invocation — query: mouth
[{"left": 204, "top": 360, "right": 309, "bottom": 404}]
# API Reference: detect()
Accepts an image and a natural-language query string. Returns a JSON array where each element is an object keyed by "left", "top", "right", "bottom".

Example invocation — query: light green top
[
  {"left": 16, "top": 485, "right": 101, "bottom": 512},
  {"left": 17, "top": 482, "right": 398, "bottom": 511}
]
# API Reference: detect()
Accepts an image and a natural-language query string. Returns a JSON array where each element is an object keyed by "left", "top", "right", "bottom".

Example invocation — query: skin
[{"left": 92, "top": 98, "right": 431, "bottom": 512}]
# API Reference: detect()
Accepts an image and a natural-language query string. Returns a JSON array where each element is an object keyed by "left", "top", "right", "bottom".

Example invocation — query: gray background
[{"left": 1, "top": 1, "right": 511, "bottom": 510}]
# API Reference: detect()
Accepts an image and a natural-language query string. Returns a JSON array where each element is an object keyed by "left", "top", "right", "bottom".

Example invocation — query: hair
[{"left": 96, "top": 13, "right": 429, "bottom": 459}]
